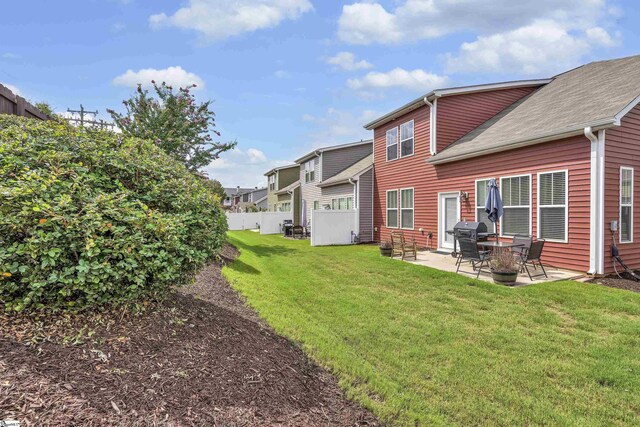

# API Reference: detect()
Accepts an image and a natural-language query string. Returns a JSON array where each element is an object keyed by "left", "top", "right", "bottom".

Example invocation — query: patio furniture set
[
  {"left": 282, "top": 220, "right": 311, "bottom": 240},
  {"left": 455, "top": 234, "right": 547, "bottom": 281}
]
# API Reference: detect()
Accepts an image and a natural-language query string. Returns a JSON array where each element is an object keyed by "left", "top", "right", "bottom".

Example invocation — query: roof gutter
[{"left": 428, "top": 118, "right": 616, "bottom": 165}]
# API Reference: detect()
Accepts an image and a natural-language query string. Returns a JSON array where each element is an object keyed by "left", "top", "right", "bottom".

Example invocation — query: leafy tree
[
  {"left": 108, "top": 81, "right": 236, "bottom": 172},
  {"left": 34, "top": 101, "right": 55, "bottom": 117},
  {"left": 198, "top": 176, "right": 227, "bottom": 202}
]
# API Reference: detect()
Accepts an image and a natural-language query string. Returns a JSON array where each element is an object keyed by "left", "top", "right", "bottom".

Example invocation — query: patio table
[
  {"left": 477, "top": 241, "right": 524, "bottom": 258},
  {"left": 476, "top": 241, "right": 524, "bottom": 249}
]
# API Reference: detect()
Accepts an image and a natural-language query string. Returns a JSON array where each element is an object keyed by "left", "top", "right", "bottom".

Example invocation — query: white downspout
[
  {"left": 424, "top": 97, "right": 437, "bottom": 155},
  {"left": 585, "top": 126, "right": 605, "bottom": 275},
  {"left": 350, "top": 178, "right": 359, "bottom": 240}
]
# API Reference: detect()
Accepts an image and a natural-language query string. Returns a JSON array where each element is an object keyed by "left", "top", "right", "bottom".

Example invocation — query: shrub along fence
[{"left": 0, "top": 116, "right": 227, "bottom": 312}]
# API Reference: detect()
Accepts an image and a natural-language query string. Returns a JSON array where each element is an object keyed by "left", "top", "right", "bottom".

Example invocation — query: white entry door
[{"left": 439, "top": 192, "right": 460, "bottom": 250}]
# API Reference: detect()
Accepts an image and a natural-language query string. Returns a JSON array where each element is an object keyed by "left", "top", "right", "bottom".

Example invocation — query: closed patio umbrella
[{"left": 484, "top": 178, "right": 503, "bottom": 223}]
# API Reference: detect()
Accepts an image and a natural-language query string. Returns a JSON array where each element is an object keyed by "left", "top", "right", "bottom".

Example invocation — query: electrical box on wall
[{"left": 610, "top": 220, "right": 618, "bottom": 232}]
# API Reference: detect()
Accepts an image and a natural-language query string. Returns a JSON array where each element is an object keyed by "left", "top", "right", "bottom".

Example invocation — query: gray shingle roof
[
  {"left": 429, "top": 55, "right": 640, "bottom": 164},
  {"left": 274, "top": 181, "right": 300, "bottom": 195},
  {"left": 294, "top": 139, "right": 373, "bottom": 164},
  {"left": 318, "top": 154, "right": 373, "bottom": 188}
]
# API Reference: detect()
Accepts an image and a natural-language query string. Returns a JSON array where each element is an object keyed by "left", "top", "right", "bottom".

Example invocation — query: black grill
[
  {"left": 282, "top": 220, "right": 294, "bottom": 237},
  {"left": 453, "top": 221, "right": 488, "bottom": 241}
]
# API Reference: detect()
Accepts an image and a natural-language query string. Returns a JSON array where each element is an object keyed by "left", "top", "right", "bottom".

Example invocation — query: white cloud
[
  {"left": 338, "top": 0, "right": 613, "bottom": 45},
  {"left": 274, "top": 70, "right": 291, "bottom": 79},
  {"left": 347, "top": 68, "right": 449, "bottom": 93},
  {"left": 325, "top": 51, "right": 373, "bottom": 71},
  {"left": 111, "top": 22, "right": 126, "bottom": 33},
  {"left": 446, "top": 20, "right": 620, "bottom": 75},
  {"left": 112, "top": 66, "right": 204, "bottom": 90},
  {"left": 2, "top": 53, "right": 20, "bottom": 59},
  {"left": 203, "top": 147, "right": 288, "bottom": 187},
  {"left": 301, "top": 108, "right": 378, "bottom": 148},
  {"left": 150, "top": 0, "right": 313, "bottom": 42},
  {"left": 338, "top": 1, "right": 620, "bottom": 75}
]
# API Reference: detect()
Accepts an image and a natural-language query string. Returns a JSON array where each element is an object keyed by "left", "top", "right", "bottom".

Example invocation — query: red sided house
[{"left": 367, "top": 55, "right": 640, "bottom": 275}]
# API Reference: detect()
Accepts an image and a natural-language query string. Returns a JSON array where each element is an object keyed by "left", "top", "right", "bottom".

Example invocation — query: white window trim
[
  {"left": 536, "top": 170, "right": 569, "bottom": 243},
  {"left": 304, "top": 159, "right": 315, "bottom": 183},
  {"left": 474, "top": 177, "right": 496, "bottom": 233},
  {"left": 331, "top": 196, "right": 354, "bottom": 211},
  {"left": 399, "top": 187, "right": 415, "bottom": 230},
  {"left": 620, "top": 166, "right": 634, "bottom": 244},
  {"left": 386, "top": 189, "right": 399, "bottom": 228},
  {"left": 499, "top": 173, "right": 532, "bottom": 237},
  {"left": 399, "top": 120, "right": 415, "bottom": 159},
  {"left": 386, "top": 127, "right": 398, "bottom": 162}
]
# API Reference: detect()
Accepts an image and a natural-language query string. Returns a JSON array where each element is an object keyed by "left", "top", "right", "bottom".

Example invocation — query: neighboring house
[
  {"left": 255, "top": 195, "right": 268, "bottom": 211},
  {"left": 294, "top": 139, "right": 373, "bottom": 240},
  {"left": 367, "top": 55, "right": 640, "bottom": 275},
  {"left": 317, "top": 154, "right": 374, "bottom": 242},
  {"left": 233, "top": 187, "right": 268, "bottom": 212},
  {"left": 274, "top": 181, "right": 302, "bottom": 225},
  {"left": 264, "top": 164, "right": 301, "bottom": 213},
  {"left": 223, "top": 187, "right": 252, "bottom": 209}
]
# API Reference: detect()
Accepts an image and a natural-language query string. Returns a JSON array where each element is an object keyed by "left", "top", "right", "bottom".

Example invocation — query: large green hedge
[{"left": 0, "top": 116, "right": 228, "bottom": 312}]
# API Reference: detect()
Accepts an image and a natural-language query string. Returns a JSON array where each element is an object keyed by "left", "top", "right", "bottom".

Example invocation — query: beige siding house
[{"left": 264, "top": 164, "right": 300, "bottom": 212}]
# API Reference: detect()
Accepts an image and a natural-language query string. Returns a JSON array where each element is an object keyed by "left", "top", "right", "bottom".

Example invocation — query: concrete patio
[{"left": 396, "top": 250, "right": 585, "bottom": 286}]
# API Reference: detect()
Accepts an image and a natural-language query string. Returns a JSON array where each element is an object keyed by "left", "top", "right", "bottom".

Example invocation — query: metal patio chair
[
  {"left": 455, "top": 238, "right": 491, "bottom": 278},
  {"left": 511, "top": 234, "right": 532, "bottom": 257},
  {"left": 518, "top": 239, "right": 547, "bottom": 280}
]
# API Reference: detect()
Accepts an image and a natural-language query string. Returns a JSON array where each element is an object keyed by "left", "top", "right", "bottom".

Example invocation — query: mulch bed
[
  {"left": 0, "top": 244, "right": 378, "bottom": 426},
  {"left": 587, "top": 271, "right": 640, "bottom": 293}
]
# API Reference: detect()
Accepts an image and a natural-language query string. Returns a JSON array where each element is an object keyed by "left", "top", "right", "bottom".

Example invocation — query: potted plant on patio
[
  {"left": 490, "top": 250, "right": 519, "bottom": 286},
  {"left": 379, "top": 241, "right": 393, "bottom": 257}
]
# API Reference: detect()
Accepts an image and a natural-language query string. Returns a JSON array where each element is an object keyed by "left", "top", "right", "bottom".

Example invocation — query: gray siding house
[
  {"left": 318, "top": 154, "right": 374, "bottom": 242},
  {"left": 294, "top": 139, "right": 373, "bottom": 241}
]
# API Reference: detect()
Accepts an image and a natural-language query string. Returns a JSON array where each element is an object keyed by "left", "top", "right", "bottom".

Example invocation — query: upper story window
[
  {"left": 268, "top": 174, "right": 276, "bottom": 191},
  {"left": 304, "top": 159, "right": 315, "bottom": 183},
  {"left": 538, "top": 171, "right": 568, "bottom": 242},
  {"left": 620, "top": 167, "right": 634, "bottom": 243},
  {"left": 242, "top": 193, "right": 250, "bottom": 202},
  {"left": 400, "top": 120, "right": 414, "bottom": 157},
  {"left": 500, "top": 175, "right": 531, "bottom": 236},
  {"left": 386, "top": 128, "right": 398, "bottom": 161}
]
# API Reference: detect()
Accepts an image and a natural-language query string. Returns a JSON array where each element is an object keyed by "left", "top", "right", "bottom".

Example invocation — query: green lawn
[{"left": 223, "top": 231, "right": 640, "bottom": 426}]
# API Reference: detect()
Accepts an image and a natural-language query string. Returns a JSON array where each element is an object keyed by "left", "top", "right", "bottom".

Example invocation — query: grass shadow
[{"left": 226, "top": 258, "right": 261, "bottom": 275}]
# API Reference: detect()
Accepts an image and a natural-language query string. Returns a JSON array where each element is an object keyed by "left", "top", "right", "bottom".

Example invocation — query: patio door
[{"left": 438, "top": 192, "right": 460, "bottom": 250}]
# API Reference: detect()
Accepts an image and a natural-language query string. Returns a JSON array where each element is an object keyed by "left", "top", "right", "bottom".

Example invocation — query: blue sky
[{"left": 2, "top": 0, "right": 638, "bottom": 187}]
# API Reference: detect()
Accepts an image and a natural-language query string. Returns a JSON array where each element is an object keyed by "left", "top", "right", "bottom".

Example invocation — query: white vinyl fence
[
  {"left": 226, "top": 212, "right": 261, "bottom": 231},
  {"left": 226, "top": 211, "right": 292, "bottom": 234},
  {"left": 259, "top": 212, "right": 292, "bottom": 235},
  {"left": 311, "top": 209, "right": 358, "bottom": 246}
]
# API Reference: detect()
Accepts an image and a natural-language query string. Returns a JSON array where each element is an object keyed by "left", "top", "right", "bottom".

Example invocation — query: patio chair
[
  {"left": 390, "top": 231, "right": 417, "bottom": 260},
  {"left": 455, "top": 238, "right": 491, "bottom": 278},
  {"left": 511, "top": 234, "right": 532, "bottom": 257},
  {"left": 292, "top": 225, "right": 304, "bottom": 240},
  {"left": 517, "top": 239, "right": 547, "bottom": 280}
]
